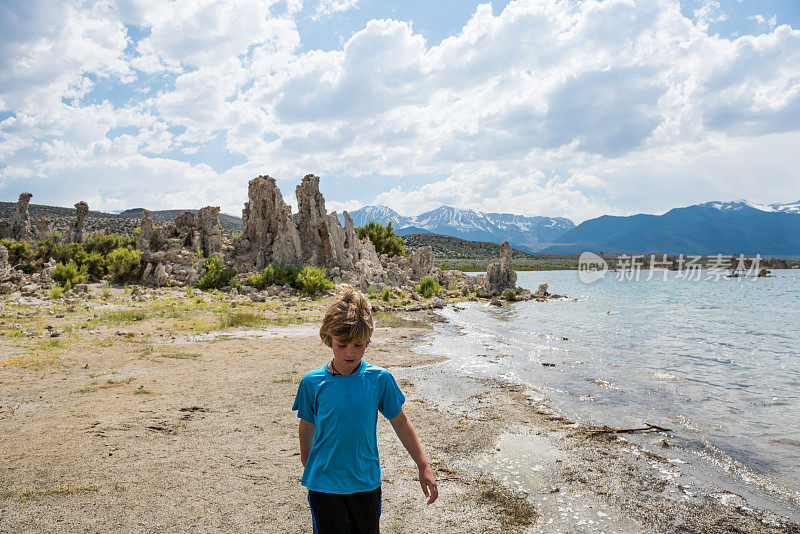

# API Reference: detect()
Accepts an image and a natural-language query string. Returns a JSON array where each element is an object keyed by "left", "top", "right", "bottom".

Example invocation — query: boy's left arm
[{"left": 390, "top": 409, "right": 438, "bottom": 504}]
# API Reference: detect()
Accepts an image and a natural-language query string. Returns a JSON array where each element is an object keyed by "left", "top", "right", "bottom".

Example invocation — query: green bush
[
  {"left": 82, "top": 251, "right": 108, "bottom": 278},
  {"left": 295, "top": 265, "right": 334, "bottom": 297},
  {"left": 357, "top": 221, "right": 405, "bottom": 257},
  {"left": 107, "top": 247, "right": 142, "bottom": 280},
  {"left": 246, "top": 264, "right": 276, "bottom": 289},
  {"left": 84, "top": 232, "right": 135, "bottom": 255},
  {"left": 57, "top": 242, "right": 87, "bottom": 266},
  {"left": 37, "top": 239, "right": 62, "bottom": 262},
  {"left": 501, "top": 288, "right": 518, "bottom": 301},
  {"left": 273, "top": 263, "right": 299, "bottom": 287},
  {"left": 381, "top": 287, "right": 391, "bottom": 301},
  {"left": 415, "top": 275, "right": 441, "bottom": 299},
  {"left": 245, "top": 263, "right": 299, "bottom": 289},
  {"left": 1, "top": 239, "right": 34, "bottom": 267},
  {"left": 197, "top": 254, "right": 238, "bottom": 290},
  {"left": 447, "top": 282, "right": 458, "bottom": 291},
  {"left": 52, "top": 260, "right": 88, "bottom": 287}
]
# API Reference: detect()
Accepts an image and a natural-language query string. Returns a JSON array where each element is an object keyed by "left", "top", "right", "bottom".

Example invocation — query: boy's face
[{"left": 330, "top": 336, "right": 367, "bottom": 374}]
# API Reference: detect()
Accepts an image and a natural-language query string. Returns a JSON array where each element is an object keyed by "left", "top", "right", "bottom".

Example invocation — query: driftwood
[{"left": 586, "top": 423, "right": 671, "bottom": 436}]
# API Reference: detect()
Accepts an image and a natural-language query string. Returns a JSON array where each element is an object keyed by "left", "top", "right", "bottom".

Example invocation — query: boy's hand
[{"left": 419, "top": 464, "right": 438, "bottom": 504}]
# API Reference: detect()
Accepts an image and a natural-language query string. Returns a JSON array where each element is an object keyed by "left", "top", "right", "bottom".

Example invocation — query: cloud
[
  {"left": 2, "top": 0, "right": 800, "bottom": 223},
  {"left": 313, "top": 0, "right": 360, "bottom": 21}
]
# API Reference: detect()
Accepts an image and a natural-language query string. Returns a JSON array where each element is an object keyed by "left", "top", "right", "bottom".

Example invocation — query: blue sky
[{"left": 1, "top": 0, "right": 800, "bottom": 223}]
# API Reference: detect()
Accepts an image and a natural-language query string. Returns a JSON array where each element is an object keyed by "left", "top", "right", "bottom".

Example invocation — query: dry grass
[
  {"left": 76, "top": 377, "right": 136, "bottom": 394},
  {"left": 479, "top": 483, "right": 537, "bottom": 528},
  {"left": 0, "top": 353, "right": 60, "bottom": 370},
  {"left": 1, "top": 485, "right": 99, "bottom": 500}
]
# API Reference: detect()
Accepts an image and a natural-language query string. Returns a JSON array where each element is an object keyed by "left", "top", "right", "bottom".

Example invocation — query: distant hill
[
  {"left": 0, "top": 201, "right": 140, "bottom": 235},
  {"left": 117, "top": 208, "right": 243, "bottom": 233},
  {"left": 340, "top": 205, "right": 574, "bottom": 251},
  {"left": 544, "top": 200, "right": 800, "bottom": 255},
  {"left": 403, "top": 233, "right": 616, "bottom": 271},
  {"left": 1, "top": 203, "right": 243, "bottom": 236}
]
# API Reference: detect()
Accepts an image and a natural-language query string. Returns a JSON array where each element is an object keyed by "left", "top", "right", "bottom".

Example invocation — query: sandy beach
[{"left": 2, "top": 287, "right": 798, "bottom": 533}]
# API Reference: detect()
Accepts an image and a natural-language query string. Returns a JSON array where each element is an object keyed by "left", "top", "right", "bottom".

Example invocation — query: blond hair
[{"left": 319, "top": 286, "right": 374, "bottom": 347}]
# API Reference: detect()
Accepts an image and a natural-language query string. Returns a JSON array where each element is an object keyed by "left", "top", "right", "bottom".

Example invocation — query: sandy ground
[{"left": 2, "top": 287, "right": 799, "bottom": 533}]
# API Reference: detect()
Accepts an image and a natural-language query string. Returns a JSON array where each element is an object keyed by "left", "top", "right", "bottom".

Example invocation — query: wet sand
[{"left": 1, "top": 287, "right": 798, "bottom": 532}]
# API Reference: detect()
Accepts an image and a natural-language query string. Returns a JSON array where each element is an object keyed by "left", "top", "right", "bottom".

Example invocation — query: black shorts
[{"left": 308, "top": 486, "right": 381, "bottom": 534}]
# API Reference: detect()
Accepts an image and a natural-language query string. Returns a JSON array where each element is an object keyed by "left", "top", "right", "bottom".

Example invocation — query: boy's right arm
[{"left": 298, "top": 420, "right": 315, "bottom": 467}]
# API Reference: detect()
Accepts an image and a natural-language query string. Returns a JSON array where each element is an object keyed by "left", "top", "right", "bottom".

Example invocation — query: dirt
[{"left": 2, "top": 288, "right": 799, "bottom": 533}]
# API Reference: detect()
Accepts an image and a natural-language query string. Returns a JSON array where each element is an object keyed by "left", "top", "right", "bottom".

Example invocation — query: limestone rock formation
[
  {"left": 35, "top": 218, "right": 52, "bottom": 239},
  {"left": 484, "top": 240, "right": 516, "bottom": 295},
  {"left": 240, "top": 175, "right": 302, "bottom": 270},
  {"left": 12, "top": 193, "right": 33, "bottom": 240},
  {"left": 411, "top": 246, "right": 434, "bottom": 280},
  {"left": 194, "top": 206, "right": 223, "bottom": 257},
  {"left": 174, "top": 211, "right": 196, "bottom": 247},
  {"left": 136, "top": 210, "right": 164, "bottom": 252},
  {"left": 0, "top": 245, "right": 10, "bottom": 277},
  {"left": 68, "top": 201, "right": 89, "bottom": 243}
]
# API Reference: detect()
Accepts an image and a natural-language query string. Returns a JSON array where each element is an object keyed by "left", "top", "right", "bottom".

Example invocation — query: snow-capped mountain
[
  {"left": 545, "top": 199, "right": 800, "bottom": 254},
  {"left": 769, "top": 200, "right": 800, "bottom": 214},
  {"left": 345, "top": 205, "right": 412, "bottom": 228},
  {"left": 339, "top": 205, "right": 575, "bottom": 251},
  {"left": 702, "top": 199, "right": 800, "bottom": 214}
]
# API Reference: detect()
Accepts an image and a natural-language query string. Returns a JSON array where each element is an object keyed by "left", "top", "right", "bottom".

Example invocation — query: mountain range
[
  {"left": 339, "top": 205, "right": 574, "bottom": 252},
  {"left": 542, "top": 200, "right": 800, "bottom": 255}
]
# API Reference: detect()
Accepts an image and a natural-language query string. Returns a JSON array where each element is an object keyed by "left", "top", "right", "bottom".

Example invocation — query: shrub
[
  {"left": 197, "top": 254, "right": 238, "bottom": 290},
  {"left": 82, "top": 251, "right": 108, "bottom": 278},
  {"left": 415, "top": 275, "right": 441, "bottom": 299},
  {"left": 107, "top": 248, "right": 142, "bottom": 281},
  {"left": 357, "top": 221, "right": 405, "bottom": 257},
  {"left": 48, "top": 285, "right": 64, "bottom": 300},
  {"left": 273, "top": 263, "right": 299, "bottom": 287},
  {"left": 295, "top": 265, "right": 334, "bottom": 297},
  {"left": 84, "top": 232, "right": 134, "bottom": 255},
  {"left": 1, "top": 239, "right": 34, "bottom": 267},
  {"left": 101, "top": 284, "right": 112, "bottom": 300},
  {"left": 367, "top": 285, "right": 378, "bottom": 299},
  {"left": 447, "top": 282, "right": 458, "bottom": 291},
  {"left": 37, "top": 239, "right": 62, "bottom": 262},
  {"left": 57, "top": 242, "right": 87, "bottom": 266},
  {"left": 501, "top": 288, "right": 518, "bottom": 301},
  {"left": 52, "top": 260, "right": 88, "bottom": 287},
  {"left": 381, "top": 287, "right": 391, "bottom": 301},
  {"left": 246, "top": 264, "right": 276, "bottom": 289}
]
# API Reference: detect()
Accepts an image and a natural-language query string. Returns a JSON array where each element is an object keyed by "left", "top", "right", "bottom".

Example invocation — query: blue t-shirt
[{"left": 292, "top": 360, "right": 405, "bottom": 494}]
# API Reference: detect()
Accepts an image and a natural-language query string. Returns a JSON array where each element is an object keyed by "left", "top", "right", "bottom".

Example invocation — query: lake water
[{"left": 407, "top": 269, "right": 800, "bottom": 517}]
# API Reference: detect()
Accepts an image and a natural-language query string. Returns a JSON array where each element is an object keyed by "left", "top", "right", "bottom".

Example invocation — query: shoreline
[
  {"left": 1, "top": 288, "right": 799, "bottom": 532},
  {"left": 397, "top": 303, "right": 800, "bottom": 532}
]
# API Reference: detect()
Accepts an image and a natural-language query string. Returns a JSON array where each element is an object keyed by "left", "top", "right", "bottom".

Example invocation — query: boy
[{"left": 292, "top": 286, "right": 438, "bottom": 533}]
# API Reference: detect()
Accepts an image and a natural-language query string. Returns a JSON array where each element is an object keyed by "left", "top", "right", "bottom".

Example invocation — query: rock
[
  {"left": 194, "top": 206, "right": 223, "bottom": 256},
  {"left": 154, "top": 263, "right": 168, "bottom": 287},
  {"left": 250, "top": 293, "right": 266, "bottom": 302},
  {"left": 410, "top": 246, "right": 434, "bottom": 280},
  {"left": 534, "top": 283, "right": 549, "bottom": 298},
  {"left": 115, "top": 330, "right": 129, "bottom": 336},
  {"left": 430, "top": 297, "right": 444, "bottom": 309},
  {"left": 12, "top": 192, "right": 33, "bottom": 240},
  {"left": 240, "top": 175, "right": 302, "bottom": 269},
  {"left": 72, "top": 283, "right": 89, "bottom": 293},
  {"left": 68, "top": 201, "right": 89, "bottom": 243},
  {"left": 137, "top": 210, "right": 165, "bottom": 252},
  {"left": 0, "top": 245, "right": 11, "bottom": 277},
  {"left": 485, "top": 240, "right": 516, "bottom": 295},
  {"left": 489, "top": 297, "right": 503, "bottom": 307},
  {"left": 35, "top": 217, "right": 52, "bottom": 239}
]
